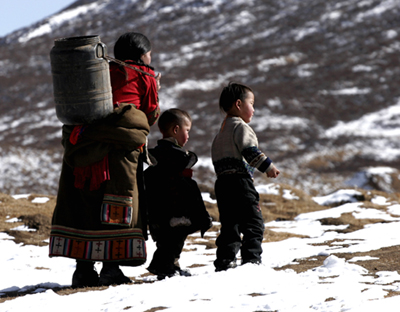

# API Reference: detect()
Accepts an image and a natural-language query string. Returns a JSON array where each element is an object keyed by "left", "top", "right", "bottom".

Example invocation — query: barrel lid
[{"left": 54, "top": 35, "right": 101, "bottom": 47}]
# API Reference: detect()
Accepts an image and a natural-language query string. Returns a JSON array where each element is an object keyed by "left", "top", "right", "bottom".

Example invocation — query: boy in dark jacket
[{"left": 144, "top": 108, "right": 212, "bottom": 279}]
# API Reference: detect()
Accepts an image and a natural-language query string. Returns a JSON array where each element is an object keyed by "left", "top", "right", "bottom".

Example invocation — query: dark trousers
[
  {"left": 214, "top": 175, "right": 265, "bottom": 267},
  {"left": 148, "top": 227, "right": 187, "bottom": 274}
]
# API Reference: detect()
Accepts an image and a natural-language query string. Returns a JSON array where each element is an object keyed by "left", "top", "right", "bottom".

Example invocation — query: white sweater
[{"left": 211, "top": 116, "right": 273, "bottom": 178}]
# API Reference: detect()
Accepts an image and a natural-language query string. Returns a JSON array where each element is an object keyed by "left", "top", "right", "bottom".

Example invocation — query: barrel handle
[
  {"left": 96, "top": 43, "right": 107, "bottom": 58},
  {"left": 103, "top": 55, "right": 156, "bottom": 78}
]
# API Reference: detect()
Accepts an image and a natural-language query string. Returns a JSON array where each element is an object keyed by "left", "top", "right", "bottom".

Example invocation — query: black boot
[
  {"left": 98, "top": 262, "right": 132, "bottom": 286},
  {"left": 214, "top": 259, "right": 237, "bottom": 272},
  {"left": 71, "top": 260, "right": 99, "bottom": 288}
]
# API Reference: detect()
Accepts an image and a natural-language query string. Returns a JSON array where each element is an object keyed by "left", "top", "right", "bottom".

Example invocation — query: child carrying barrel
[{"left": 50, "top": 32, "right": 162, "bottom": 288}]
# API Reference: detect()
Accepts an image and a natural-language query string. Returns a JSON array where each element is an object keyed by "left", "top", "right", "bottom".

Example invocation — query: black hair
[
  {"left": 114, "top": 32, "right": 151, "bottom": 65},
  {"left": 158, "top": 108, "right": 192, "bottom": 134},
  {"left": 219, "top": 82, "right": 253, "bottom": 113}
]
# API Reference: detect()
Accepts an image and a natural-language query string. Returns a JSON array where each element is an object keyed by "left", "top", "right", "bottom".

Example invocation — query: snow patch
[{"left": 312, "top": 189, "right": 363, "bottom": 206}]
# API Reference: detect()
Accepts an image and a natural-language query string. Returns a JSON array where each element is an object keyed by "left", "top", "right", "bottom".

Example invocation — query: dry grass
[
  {"left": 306, "top": 149, "right": 351, "bottom": 171},
  {"left": 0, "top": 193, "right": 56, "bottom": 246}
]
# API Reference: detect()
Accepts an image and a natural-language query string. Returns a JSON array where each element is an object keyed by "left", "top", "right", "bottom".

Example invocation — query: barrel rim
[{"left": 54, "top": 35, "right": 101, "bottom": 46}]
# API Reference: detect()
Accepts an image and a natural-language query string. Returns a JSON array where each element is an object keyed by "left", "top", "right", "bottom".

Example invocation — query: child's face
[
  {"left": 140, "top": 51, "right": 152, "bottom": 65},
  {"left": 237, "top": 91, "right": 255, "bottom": 123},
  {"left": 172, "top": 118, "right": 191, "bottom": 146}
]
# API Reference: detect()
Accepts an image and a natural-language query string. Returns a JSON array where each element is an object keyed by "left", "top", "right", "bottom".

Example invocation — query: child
[
  {"left": 144, "top": 108, "right": 212, "bottom": 280},
  {"left": 211, "top": 82, "right": 280, "bottom": 272},
  {"left": 110, "top": 31, "right": 161, "bottom": 124}
]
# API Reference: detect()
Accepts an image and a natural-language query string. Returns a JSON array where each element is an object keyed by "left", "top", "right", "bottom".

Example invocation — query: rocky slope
[{"left": 1, "top": 0, "right": 400, "bottom": 195}]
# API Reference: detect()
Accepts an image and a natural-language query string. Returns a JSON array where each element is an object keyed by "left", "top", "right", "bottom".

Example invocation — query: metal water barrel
[{"left": 50, "top": 35, "right": 113, "bottom": 125}]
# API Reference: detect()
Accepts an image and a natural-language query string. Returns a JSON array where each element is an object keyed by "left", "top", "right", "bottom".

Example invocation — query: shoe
[
  {"left": 214, "top": 259, "right": 237, "bottom": 272},
  {"left": 147, "top": 266, "right": 191, "bottom": 280},
  {"left": 156, "top": 271, "right": 177, "bottom": 280},
  {"left": 98, "top": 264, "right": 132, "bottom": 286},
  {"left": 175, "top": 267, "right": 192, "bottom": 277},
  {"left": 71, "top": 267, "right": 99, "bottom": 288},
  {"left": 242, "top": 259, "right": 262, "bottom": 265},
  {"left": 147, "top": 266, "right": 171, "bottom": 280}
]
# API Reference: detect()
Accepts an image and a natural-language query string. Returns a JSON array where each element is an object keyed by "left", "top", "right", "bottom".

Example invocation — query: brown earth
[{"left": 1, "top": 185, "right": 400, "bottom": 303}]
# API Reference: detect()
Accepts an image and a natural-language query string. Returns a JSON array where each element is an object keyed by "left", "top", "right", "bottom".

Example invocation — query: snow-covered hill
[{"left": 1, "top": 0, "right": 400, "bottom": 195}]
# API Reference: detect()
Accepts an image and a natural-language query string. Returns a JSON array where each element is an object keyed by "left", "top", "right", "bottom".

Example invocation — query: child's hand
[
  {"left": 156, "top": 72, "right": 162, "bottom": 91},
  {"left": 267, "top": 166, "right": 280, "bottom": 178}
]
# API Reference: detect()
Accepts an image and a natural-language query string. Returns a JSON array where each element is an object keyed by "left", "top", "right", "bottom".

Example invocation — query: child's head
[
  {"left": 114, "top": 32, "right": 152, "bottom": 65},
  {"left": 219, "top": 82, "right": 255, "bottom": 123},
  {"left": 158, "top": 109, "right": 192, "bottom": 146}
]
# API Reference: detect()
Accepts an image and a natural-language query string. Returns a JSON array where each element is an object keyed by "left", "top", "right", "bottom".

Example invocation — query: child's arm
[{"left": 235, "top": 122, "right": 280, "bottom": 177}]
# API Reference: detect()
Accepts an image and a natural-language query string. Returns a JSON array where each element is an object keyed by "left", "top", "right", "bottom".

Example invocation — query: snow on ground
[
  {"left": 312, "top": 189, "right": 363, "bottom": 206},
  {"left": 2, "top": 188, "right": 400, "bottom": 311}
]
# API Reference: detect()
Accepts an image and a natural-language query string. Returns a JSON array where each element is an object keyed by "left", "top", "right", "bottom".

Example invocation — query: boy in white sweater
[{"left": 211, "top": 82, "right": 280, "bottom": 271}]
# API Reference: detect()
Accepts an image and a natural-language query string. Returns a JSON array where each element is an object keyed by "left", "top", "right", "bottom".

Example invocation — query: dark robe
[{"left": 49, "top": 104, "right": 150, "bottom": 266}]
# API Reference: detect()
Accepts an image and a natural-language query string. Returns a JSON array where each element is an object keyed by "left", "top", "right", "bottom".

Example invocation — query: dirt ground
[{"left": 1, "top": 185, "right": 400, "bottom": 303}]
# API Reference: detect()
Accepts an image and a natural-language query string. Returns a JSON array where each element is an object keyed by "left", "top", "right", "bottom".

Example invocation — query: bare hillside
[{"left": 1, "top": 0, "right": 400, "bottom": 195}]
